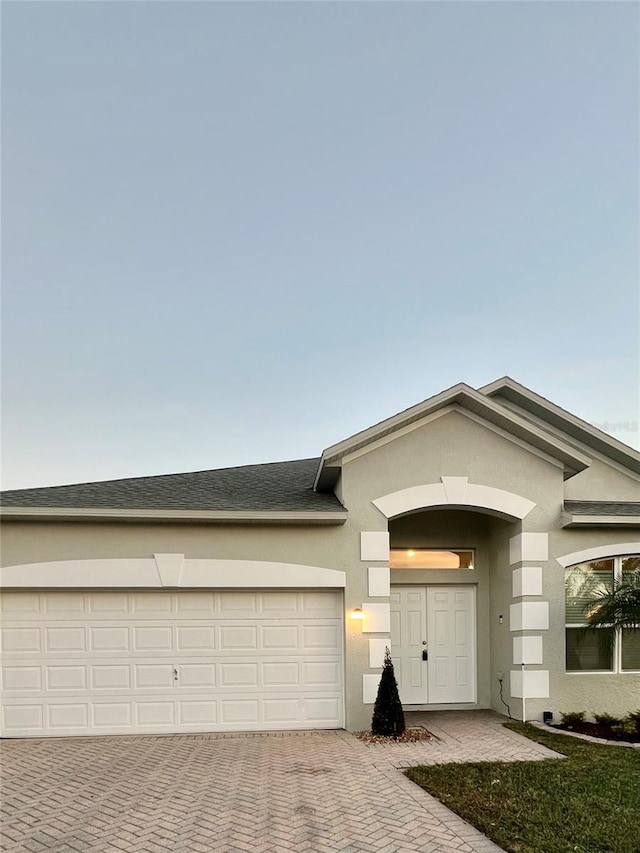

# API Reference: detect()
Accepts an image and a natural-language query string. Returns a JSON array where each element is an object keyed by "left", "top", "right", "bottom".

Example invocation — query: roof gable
[
  {"left": 480, "top": 377, "right": 640, "bottom": 477},
  {"left": 315, "top": 381, "right": 592, "bottom": 490}
]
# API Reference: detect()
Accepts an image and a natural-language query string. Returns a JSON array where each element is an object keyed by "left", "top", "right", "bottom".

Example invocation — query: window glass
[
  {"left": 565, "top": 560, "right": 613, "bottom": 624},
  {"left": 389, "top": 549, "right": 474, "bottom": 569},
  {"left": 566, "top": 627, "right": 614, "bottom": 671},
  {"left": 622, "top": 555, "right": 640, "bottom": 574},
  {"left": 621, "top": 630, "right": 640, "bottom": 671}
]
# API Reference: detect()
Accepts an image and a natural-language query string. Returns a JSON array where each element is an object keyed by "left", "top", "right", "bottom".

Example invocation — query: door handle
[
  {"left": 173, "top": 666, "right": 178, "bottom": 681},
  {"left": 422, "top": 649, "right": 428, "bottom": 661}
]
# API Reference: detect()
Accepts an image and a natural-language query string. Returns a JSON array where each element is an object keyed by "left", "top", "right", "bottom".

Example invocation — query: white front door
[
  {"left": 390, "top": 587, "right": 428, "bottom": 703},
  {"left": 390, "top": 586, "right": 476, "bottom": 705}
]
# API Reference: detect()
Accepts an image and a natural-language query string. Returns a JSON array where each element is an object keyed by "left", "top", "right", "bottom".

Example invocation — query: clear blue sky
[{"left": 2, "top": 1, "right": 639, "bottom": 489}]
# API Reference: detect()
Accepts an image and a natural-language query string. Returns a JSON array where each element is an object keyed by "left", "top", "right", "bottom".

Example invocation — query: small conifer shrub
[{"left": 371, "top": 647, "right": 406, "bottom": 737}]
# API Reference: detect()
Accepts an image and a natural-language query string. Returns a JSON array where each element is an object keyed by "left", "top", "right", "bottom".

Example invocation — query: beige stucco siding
[
  {"left": 2, "top": 403, "right": 639, "bottom": 731},
  {"left": 563, "top": 457, "right": 640, "bottom": 501}
]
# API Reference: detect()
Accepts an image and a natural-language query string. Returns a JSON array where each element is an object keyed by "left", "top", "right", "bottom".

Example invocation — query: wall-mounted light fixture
[{"left": 350, "top": 607, "right": 365, "bottom": 620}]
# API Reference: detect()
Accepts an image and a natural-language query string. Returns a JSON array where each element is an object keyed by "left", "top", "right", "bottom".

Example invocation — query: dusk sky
[{"left": 2, "top": 1, "right": 638, "bottom": 490}]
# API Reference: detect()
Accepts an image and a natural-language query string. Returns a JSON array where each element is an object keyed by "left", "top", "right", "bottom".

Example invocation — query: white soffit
[
  {"left": 0, "top": 557, "right": 347, "bottom": 589},
  {"left": 373, "top": 476, "right": 536, "bottom": 521}
]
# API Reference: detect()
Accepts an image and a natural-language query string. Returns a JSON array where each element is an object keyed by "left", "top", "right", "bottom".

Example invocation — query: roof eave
[
  {"left": 480, "top": 376, "right": 640, "bottom": 475},
  {"left": 0, "top": 506, "right": 348, "bottom": 526},
  {"left": 561, "top": 512, "right": 640, "bottom": 529},
  {"left": 314, "top": 383, "right": 591, "bottom": 485}
]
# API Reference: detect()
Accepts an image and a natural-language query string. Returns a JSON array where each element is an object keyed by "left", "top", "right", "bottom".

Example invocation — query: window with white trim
[
  {"left": 389, "top": 549, "right": 474, "bottom": 570},
  {"left": 565, "top": 555, "right": 640, "bottom": 672}
]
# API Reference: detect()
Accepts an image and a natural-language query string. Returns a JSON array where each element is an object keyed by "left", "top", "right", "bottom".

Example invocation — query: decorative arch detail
[
  {"left": 556, "top": 542, "right": 640, "bottom": 569},
  {"left": 372, "top": 476, "right": 536, "bottom": 521},
  {"left": 0, "top": 555, "right": 346, "bottom": 589}
]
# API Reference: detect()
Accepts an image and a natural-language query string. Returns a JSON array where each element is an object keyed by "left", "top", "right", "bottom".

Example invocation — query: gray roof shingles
[
  {"left": 564, "top": 501, "right": 640, "bottom": 517},
  {"left": 0, "top": 458, "right": 345, "bottom": 513}
]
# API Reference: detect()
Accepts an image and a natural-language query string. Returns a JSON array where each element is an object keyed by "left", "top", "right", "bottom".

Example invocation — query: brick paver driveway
[{"left": 1, "top": 711, "right": 559, "bottom": 853}]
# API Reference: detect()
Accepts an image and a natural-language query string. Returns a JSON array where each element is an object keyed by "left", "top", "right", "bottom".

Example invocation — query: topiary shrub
[{"left": 371, "top": 647, "right": 406, "bottom": 738}]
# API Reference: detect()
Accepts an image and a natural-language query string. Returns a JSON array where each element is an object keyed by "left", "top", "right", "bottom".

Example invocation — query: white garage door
[{"left": 0, "top": 589, "right": 344, "bottom": 737}]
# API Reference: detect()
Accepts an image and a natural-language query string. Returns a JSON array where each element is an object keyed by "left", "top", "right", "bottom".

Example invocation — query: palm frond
[{"left": 584, "top": 571, "right": 640, "bottom": 631}]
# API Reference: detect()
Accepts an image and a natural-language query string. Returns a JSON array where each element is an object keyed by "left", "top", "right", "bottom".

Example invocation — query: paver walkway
[{"left": 1, "top": 711, "right": 560, "bottom": 853}]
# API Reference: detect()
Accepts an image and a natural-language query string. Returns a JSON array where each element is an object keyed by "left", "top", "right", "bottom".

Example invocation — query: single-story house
[{"left": 1, "top": 376, "right": 639, "bottom": 738}]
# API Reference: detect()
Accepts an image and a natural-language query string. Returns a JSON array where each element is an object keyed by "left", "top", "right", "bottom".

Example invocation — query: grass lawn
[{"left": 405, "top": 723, "right": 640, "bottom": 853}]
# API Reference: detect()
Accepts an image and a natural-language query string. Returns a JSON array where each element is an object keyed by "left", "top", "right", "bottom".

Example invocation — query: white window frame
[
  {"left": 389, "top": 547, "right": 475, "bottom": 570},
  {"left": 565, "top": 554, "right": 640, "bottom": 675}
]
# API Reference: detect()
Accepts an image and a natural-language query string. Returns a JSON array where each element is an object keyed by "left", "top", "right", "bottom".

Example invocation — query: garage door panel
[
  {"left": 136, "top": 701, "right": 175, "bottom": 726},
  {"left": 261, "top": 625, "right": 299, "bottom": 649},
  {"left": 132, "top": 593, "right": 173, "bottom": 614},
  {"left": 134, "top": 663, "right": 174, "bottom": 688},
  {"left": 2, "top": 627, "right": 41, "bottom": 653},
  {"left": 44, "top": 594, "right": 86, "bottom": 614},
  {"left": 3, "top": 704, "right": 43, "bottom": 731},
  {"left": 0, "top": 590, "right": 343, "bottom": 737},
  {"left": 2, "top": 665, "right": 42, "bottom": 691},
  {"left": 219, "top": 592, "right": 258, "bottom": 614},
  {"left": 262, "top": 661, "right": 299, "bottom": 686},
  {"left": 220, "top": 662, "right": 259, "bottom": 687},
  {"left": 1, "top": 593, "right": 41, "bottom": 615},
  {"left": 91, "top": 664, "right": 131, "bottom": 690},
  {"left": 88, "top": 593, "right": 129, "bottom": 614},
  {"left": 90, "top": 626, "right": 130, "bottom": 652},
  {"left": 263, "top": 698, "right": 300, "bottom": 722},
  {"left": 302, "top": 660, "right": 341, "bottom": 687},
  {"left": 301, "top": 624, "right": 340, "bottom": 650},
  {"left": 46, "top": 627, "right": 86, "bottom": 652},
  {"left": 48, "top": 703, "right": 88, "bottom": 729},
  {"left": 260, "top": 592, "right": 299, "bottom": 613},
  {"left": 176, "top": 626, "right": 215, "bottom": 651},
  {"left": 176, "top": 663, "right": 215, "bottom": 688},
  {"left": 301, "top": 592, "right": 342, "bottom": 614},
  {"left": 179, "top": 701, "right": 216, "bottom": 725},
  {"left": 92, "top": 702, "right": 132, "bottom": 727},
  {"left": 46, "top": 665, "right": 87, "bottom": 690},
  {"left": 219, "top": 625, "right": 258, "bottom": 650},
  {"left": 175, "top": 592, "right": 216, "bottom": 614},
  {"left": 133, "top": 626, "right": 173, "bottom": 652},
  {"left": 221, "top": 699, "right": 259, "bottom": 724}
]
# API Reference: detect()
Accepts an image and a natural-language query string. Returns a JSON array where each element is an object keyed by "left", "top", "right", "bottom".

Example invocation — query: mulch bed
[
  {"left": 355, "top": 726, "right": 435, "bottom": 744},
  {"left": 556, "top": 721, "right": 640, "bottom": 743}
]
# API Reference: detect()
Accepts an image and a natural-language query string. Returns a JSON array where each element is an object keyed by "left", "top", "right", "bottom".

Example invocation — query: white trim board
[{"left": 0, "top": 557, "right": 347, "bottom": 590}]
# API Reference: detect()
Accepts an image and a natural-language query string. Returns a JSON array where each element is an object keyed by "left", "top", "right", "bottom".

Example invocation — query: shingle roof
[
  {"left": 564, "top": 501, "right": 640, "bottom": 517},
  {"left": 0, "top": 458, "right": 344, "bottom": 513}
]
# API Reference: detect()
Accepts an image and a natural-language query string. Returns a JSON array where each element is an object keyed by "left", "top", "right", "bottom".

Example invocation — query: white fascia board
[
  {"left": 317, "top": 384, "right": 591, "bottom": 475},
  {"left": 479, "top": 376, "right": 640, "bottom": 475},
  {"left": 0, "top": 557, "right": 347, "bottom": 589},
  {"left": 0, "top": 507, "right": 348, "bottom": 525},
  {"left": 319, "top": 384, "right": 473, "bottom": 464},
  {"left": 561, "top": 513, "right": 640, "bottom": 528}
]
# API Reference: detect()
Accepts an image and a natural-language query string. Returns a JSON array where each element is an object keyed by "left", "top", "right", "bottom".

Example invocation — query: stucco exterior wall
[
  {"left": 563, "top": 457, "right": 640, "bottom": 501},
  {"left": 2, "top": 403, "right": 638, "bottom": 732}
]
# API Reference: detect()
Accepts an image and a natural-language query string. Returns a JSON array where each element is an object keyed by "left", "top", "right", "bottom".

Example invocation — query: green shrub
[
  {"left": 593, "top": 713, "right": 623, "bottom": 727},
  {"left": 612, "top": 721, "right": 637, "bottom": 737},
  {"left": 560, "top": 711, "right": 585, "bottom": 727},
  {"left": 626, "top": 709, "right": 640, "bottom": 726}
]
